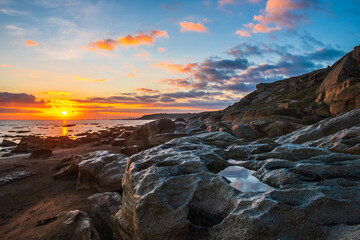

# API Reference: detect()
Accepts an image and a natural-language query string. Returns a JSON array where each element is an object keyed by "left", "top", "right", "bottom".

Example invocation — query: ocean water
[{"left": 0, "top": 119, "right": 152, "bottom": 143}]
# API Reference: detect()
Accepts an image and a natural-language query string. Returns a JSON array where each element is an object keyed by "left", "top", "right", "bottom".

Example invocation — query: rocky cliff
[{"left": 195, "top": 45, "right": 360, "bottom": 125}]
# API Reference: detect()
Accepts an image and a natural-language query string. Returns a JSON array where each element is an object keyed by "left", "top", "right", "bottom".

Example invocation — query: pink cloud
[
  {"left": 237, "top": 0, "right": 313, "bottom": 36},
  {"left": 0, "top": 64, "right": 13, "bottom": 68},
  {"left": 235, "top": 30, "right": 252, "bottom": 37}
]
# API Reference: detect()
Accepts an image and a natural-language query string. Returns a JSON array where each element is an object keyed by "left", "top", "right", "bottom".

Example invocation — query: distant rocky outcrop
[
  {"left": 136, "top": 113, "right": 195, "bottom": 120},
  {"left": 193, "top": 45, "right": 360, "bottom": 125}
]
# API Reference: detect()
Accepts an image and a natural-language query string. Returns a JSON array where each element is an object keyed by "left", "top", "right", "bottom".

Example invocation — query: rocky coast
[{"left": 1, "top": 46, "right": 360, "bottom": 239}]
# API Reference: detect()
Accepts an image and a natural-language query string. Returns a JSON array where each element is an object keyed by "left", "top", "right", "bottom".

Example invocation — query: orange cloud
[
  {"left": 153, "top": 61, "right": 197, "bottom": 74},
  {"left": 158, "top": 47, "right": 166, "bottom": 52},
  {"left": 244, "top": 22, "right": 281, "bottom": 33},
  {"left": 235, "top": 30, "right": 252, "bottom": 37},
  {"left": 76, "top": 76, "right": 107, "bottom": 83},
  {"left": 118, "top": 30, "right": 169, "bottom": 46},
  {"left": 40, "top": 90, "right": 71, "bottom": 96},
  {"left": 133, "top": 50, "right": 152, "bottom": 60},
  {"left": 0, "top": 64, "right": 13, "bottom": 68},
  {"left": 26, "top": 39, "right": 38, "bottom": 46},
  {"left": 127, "top": 73, "right": 136, "bottom": 78},
  {"left": 86, "top": 39, "right": 118, "bottom": 51},
  {"left": 135, "top": 88, "right": 159, "bottom": 94},
  {"left": 179, "top": 21, "right": 208, "bottom": 32}
]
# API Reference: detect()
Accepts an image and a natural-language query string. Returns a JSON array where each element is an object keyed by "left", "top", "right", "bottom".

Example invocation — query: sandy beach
[{"left": 0, "top": 143, "right": 117, "bottom": 240}]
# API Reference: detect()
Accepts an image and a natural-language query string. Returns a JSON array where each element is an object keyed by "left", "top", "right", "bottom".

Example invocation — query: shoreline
[{"left": 0, "top": 143, "right": 119, "bottom": 240}]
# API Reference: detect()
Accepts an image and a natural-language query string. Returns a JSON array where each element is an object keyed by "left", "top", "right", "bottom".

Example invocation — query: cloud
[
  {"left": 127, "top": 73, "right": 136, "bottom": 78},
  {"left": 153, "top": 61, "right": 197, "bottom": 74},
  {"left": 135, "top": 88, "right": 160, "bottom": 94},
  {"left": 0, "top": 8, "right": 28, "bottom": 16},
  {"left": 40, "top": 90, "right": 71, "bottom": 96},
  {"left": 133, "top": 50, "right": 152, "bottom": 60},
  {"left": 26, "top": 39, "right": 38, "bottom": 46},
  {"left": 0, "top": 92, "right": 43, "bottom": 104},
  {"left": 235, "top": 30, "right": 252, "bottom": 37},
  {"left": 0, "top": 108, "right": 41, "bottom": 113},
  {"left": 179, "top": 21, "right": 208, "bottom": 32},
  {"left": 85, "top": 39, "right": 118, "bottom": 51},
  {"left": 161, "top": 42, "right": 345, "bottom": 94},
  {"left": 0, "top": 64, "right": 13, "bottom": 68},
  {"left": 226, "top": 42, "right": 289, "bottom": 58},
  {"left": 160, "top": 2, "right": 183, "bottom": 11},
  {"left": 237, "top": 0, "right": 318, "bottom": 35},
  {"left": 307, "top": 47, "right": 346, "bottom": 61},
  {"left": 118, "top": 30, "right": 169, "bottom": 46},
  {"left": 76, "top": 76, "right": 107, "bottom": 82},
  {"left": 158, "top": 47, "right": 166, "bottom": 52}
]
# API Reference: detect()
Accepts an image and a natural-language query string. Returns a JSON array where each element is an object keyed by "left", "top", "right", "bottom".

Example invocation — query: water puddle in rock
[
  {"left": 0, "top": 171, "right": 33, "bottom": 185},
  {"left": 218, "top": 166, "right": 273, "bottom": 192}
]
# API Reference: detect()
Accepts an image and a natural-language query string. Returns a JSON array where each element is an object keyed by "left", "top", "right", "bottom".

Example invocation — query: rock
[
  {"left": 53, "top": 161, "right": 79, "bottom": 180},
  {"left": 112, "top": 130, "right": 360, "bottom": 240},
  {"left": 88, "top": 192, "right": 122, "bottom": 240},
  {"left": 1, "top": 139, "right": 17, "bottom": 147},
  {"left": 119, "top": 145, "right": 140, "bottom": 157},
  {"left": 77, "top": 151, "right": 128, "bottom": 192},
  {"left": 277, "top": 108, "right": 360, "bottom": 144},
  {"left": 148, "top": 133, "right": 196, "bottom": 147},
  {"left": 186, "top": 120, "right": 207, "bottom": 131},
  {"left": 114, "top": 132, "right": 234, "bottom": 240},
  {"left": 231, "top": 124, "right": 260, "bottom": 140},
  {"left": 64, "top": 210, "right": 100, "bottom": 240},
  {"left": 112, "top": 138, "right": 126, "bottom": 146},
  {"left": 30, "top": 149, "right": 52, "bottom": 158},
  {"left": 125, "top": 119, "right": 176, "bottom": 150},
  {"left": 304, "top": 125, "right": 360, "bottom": 155},
  {"left": 317, "top": 45, "right": 360, "bottom": 116},
  {"left": 118, "top": 130, "right": 133, "bottom": 139}
]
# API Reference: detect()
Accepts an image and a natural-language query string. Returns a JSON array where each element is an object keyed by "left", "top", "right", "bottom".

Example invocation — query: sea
[{"left": 0, "top": 119, "right": 152, "bottom": 144}]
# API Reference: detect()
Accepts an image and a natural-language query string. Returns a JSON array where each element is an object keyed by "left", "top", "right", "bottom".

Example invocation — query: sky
[{"left": 0, "top": 0, "right": 359, "bottom": 120}]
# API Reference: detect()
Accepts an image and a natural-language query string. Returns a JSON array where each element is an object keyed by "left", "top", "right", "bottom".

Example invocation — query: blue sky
[{"left": 0, "top": 0, "right": 359, "bottom": 119}]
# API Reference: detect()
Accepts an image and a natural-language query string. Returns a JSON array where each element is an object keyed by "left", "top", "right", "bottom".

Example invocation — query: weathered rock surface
[
  {"left": 1, "top": 139, "right": 17, "bottom": 147},
  {"left": 277, "top": 108, "right": 360, "bottom": 144},
  {"left": 113, "top": 130, "right": 360, "bottom": 240},
  {"left": 77, "top": 151, "right": 128, "bottom": 192},
  {"left": 88, "top": 192, "right": 122, "bottom": 240},
  {"left": 231, "top": 124, "right": 260, "bottom": 140},
  {"left": 125, "top": 119, "right": 176, "bottom": 150},
  {"left": 64, "top": 210, "right": 100, "bottom": 240}
]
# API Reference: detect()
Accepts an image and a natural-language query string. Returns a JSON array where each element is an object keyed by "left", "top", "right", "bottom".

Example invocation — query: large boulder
[
  {"left": 113, "top": 131, "right": 360, "bottom": 240},
  {"left": 277, "top": 108, "right": 360, "bottom": 144},
  {"left": 88, "top": 192, "right": 122, "bottom": 240},
  {"left": 231, "top": 124, "right": 260, "bottom": 140},
  {"left": 63, "top": 210, "right": 100, "bottom": 240},
  {"left": 77, "top": 151, "right": 128, "bottom": 192},
  {"left": 1, "top": 139, "right": 17, "bottom": 147},
  {"left": 125, "top": 119, "right": 176, "bottom": 150}
]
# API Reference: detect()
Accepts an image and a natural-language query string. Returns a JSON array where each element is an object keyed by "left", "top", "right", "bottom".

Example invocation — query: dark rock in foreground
[{"left": 112, "top": 114, "right": 360, "bottom": 239}]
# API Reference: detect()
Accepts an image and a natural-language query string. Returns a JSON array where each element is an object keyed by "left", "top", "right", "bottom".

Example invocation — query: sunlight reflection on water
[{"left": 218, "top": 166, "right": 273, "bottom": 192}]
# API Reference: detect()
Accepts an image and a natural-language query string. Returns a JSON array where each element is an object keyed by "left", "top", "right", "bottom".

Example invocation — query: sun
[{"left": 61, "top": 111, "right": 68, "bottom": 116}]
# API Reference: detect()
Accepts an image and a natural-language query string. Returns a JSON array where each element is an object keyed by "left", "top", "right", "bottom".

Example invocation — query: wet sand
[{"left": 0, "top": 144, "right": 116, "bottom": 240}]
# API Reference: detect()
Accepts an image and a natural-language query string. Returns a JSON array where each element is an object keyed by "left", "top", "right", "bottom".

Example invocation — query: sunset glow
[{"left": 0, "top": 0, "right": 359, "bottom": 120}]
